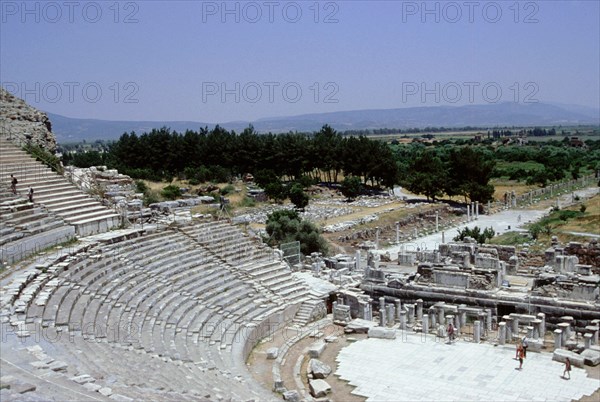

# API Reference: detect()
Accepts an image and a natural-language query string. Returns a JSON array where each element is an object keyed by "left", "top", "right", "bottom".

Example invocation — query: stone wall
[
  {"left": 564, "top": 241, "right": 600, "bottom": 273},
  {"left": 0, "top": 87, "right": 57, "bottom": 152}
]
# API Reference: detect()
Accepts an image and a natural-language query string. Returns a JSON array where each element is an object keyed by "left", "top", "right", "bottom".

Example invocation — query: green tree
[
  {"left": 453, "top": 226, "right": 495, "bottom": 244},
  {"left": 265, "top": 210, "right": 328, "bottom": 255},
  {"left": 446, "top": 147, "right": 495, "bottom": 203},
  {"left": 289, "top": 183, "right": 309, "bottom": 210},
  {"left": 404, "top": 149, "right": 446, "bottom": 201},
  {"left": 340, "top": 176, "right": 362, "bottom": 200}
]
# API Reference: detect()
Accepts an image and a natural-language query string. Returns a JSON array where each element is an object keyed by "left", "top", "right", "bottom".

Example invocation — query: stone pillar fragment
[
  {"left": 399, "top": 310, "right": 407, "bottom": 330},
  {"left": 407, "top": 304, "right": 415, "bottom": 324},
  {"left": 554, "top": 329, "right": 562, "bottom": 350},
  {"left": 379, "top": 297, "right": 385, "bottom": 312},
  {"left": 386, "top": 304, "right": 395, "bottom": 327},
  {"left": 558, "top": 323, "right": 570, "bottom": 344},
  {"left": 537, "top": 313, "right": 546, "bottom": 337},
  {"left": 416, "top": 299, "right": 423, "bottom": 321},
  {"left": 584, "top": 333, "right": 592, "bottom": 349},
  {"left": 395, "top": 300, "right": 402, "bottom": 321},
  {"left": 430, "top": 308, "right": 436, "bottom": 328},
  {"left": 474, "top": 320, "right": 481, "bottom": 343},
  {"left": 498, "top": 322, "right": 506, "bottom": 345},
  {"left": 379, "top": 309, "right": 386, "bottom": 327},
  {"left": 532, "top": 319, "right": 542, "bottom": 339},
  {"left": 505, "top": 317, "right": 513, "bottom": 342},
  {"left": 422, "top": 314, "right": 429, "bottom": 335},
  {"left": 526, "top": 326, "right": 534, "bottom": 339}
]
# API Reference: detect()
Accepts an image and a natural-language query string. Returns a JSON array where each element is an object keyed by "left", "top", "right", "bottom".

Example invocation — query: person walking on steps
[{"left": 11, "top": 174, "right": 17, "bottom": 194}]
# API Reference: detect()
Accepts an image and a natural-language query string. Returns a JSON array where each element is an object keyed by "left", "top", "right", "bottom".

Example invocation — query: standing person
[
  {"left": 522, "top": 335, "right": 528, "bottom": 358},
  {"left": 518, "top": 345, "right": 524, "bottom": 370},
  {"left": 28, "top": 187, "right": 34, "bottom": 203},
  {"left": 447, "top": 323, "right": 455, "bottom": 343},
  {"left": 563, "top": 358, "right": 571, "bottom": 379},
  {"left": 515, "top": 341, "right": 522, "bottom": 360},
  {"left": 10, "top": 174, "right": 17, "bottom": 194}
]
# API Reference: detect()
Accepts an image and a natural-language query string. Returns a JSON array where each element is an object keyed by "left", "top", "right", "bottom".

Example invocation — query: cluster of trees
[
  {"left": 394, "top": 145, "right": 496, "bottom": 202},
  {"left": 491, "top": 140, "right": 600, "bottom": 186},
  {"left": 77, "top": 125, "right": 398, "bottom": 188},
  {"left": 265, "top": 210, "right": 328, "bottom": 255}
]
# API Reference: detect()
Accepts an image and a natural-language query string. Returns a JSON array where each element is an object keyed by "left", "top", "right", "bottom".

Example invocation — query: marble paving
[{"left": 336, "top": 332, "right": 599, "bottom": 401}]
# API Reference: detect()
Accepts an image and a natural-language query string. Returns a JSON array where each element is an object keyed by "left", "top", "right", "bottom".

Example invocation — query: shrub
[{"left": 161, "top": 185, "right": 181, "bottom": 200}]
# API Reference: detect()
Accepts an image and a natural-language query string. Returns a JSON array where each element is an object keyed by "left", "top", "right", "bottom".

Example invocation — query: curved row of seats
[
  {"left": 181, "top": 221, "right": 310, "bottom": 303},
  {"left": 4, "top": 221, "right": 308, "bottom": 399}
]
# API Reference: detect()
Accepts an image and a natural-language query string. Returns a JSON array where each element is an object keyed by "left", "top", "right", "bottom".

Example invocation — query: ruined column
[
  {"left": 395, "top": 221, "right": 400, "bottom": 244},
  {"left": 537, "top": 313, "right": 546, "bottom": 337},
  {"left": 446, "top": 315, "right": 455, "bottom": 327},
  {"left": 467, "top": 204, "right": 470, "bottom": 222},
  {"left": 532, "top": 319, "right": 542, "bottom": 339},
  {"left": 414, "top": 227, "right": 418, "bottom": 239},
  {"left": 511, "top": 316, "right": 519, "bottom": 336},
  {"left": 498, "top": 322, "right": 506, "bottom": 345},
  {"left": 437, "top": 305, "right": 445, "bottom": 324},
  {"left": 441, "top": 231, "right": 445, "bottom": 244},
  {"left": 584, "top": 333, "right": 592, "bottom": 349},
  {"left": 554, "top": 329, "right": 562, "bottom": 350},
  {"left": 458, "top": 306, "right": 467, "bottom": 326},
  {"left": 407, "top": 304, "right": 415, "bottom": 324},
  {"left": 379, "top": 297, "right": 386, "bottom": 312},
  {"left": 454, "top": 315, "right": 461, "bottom": 334},
  {"left": 416, "top": 299, "right": 423, "bottom": 321},
  {"left": 379, "top": 308, "right": 386, "bottom": 327},
  {"left": 558, "top": 323, "right": 570, "bottom": 344},
  {"left": 474, "top": 320, "right": 481, "bottom": 343},
  {"left": 475, "top": 201, "right": 479, "bottom": 219},
  {"left": 487, "top": 200, "right": 491, "bottom": 215},
  {"left": 486, "top": 309, "right": 493, "bottom": 332},
  {"left": 395, "top": 300, "right": 402, "bottom": 321},
  {"left": 386, "top": 304, "right": 395, "bottom": 327},
  {"left": 430, "top": 308, "right": 437, "bottom": 328},
  {"left": 399, "top": 310, "right": 407, "bottom": 330},
  {"left": 526, "top": 326, "right": 534, "bottom": 338},
  {"left": 505, "top": 317, "right": 513, "bottom": 342},
  {"left": 422, "top": 314, "right": 429, "bottom": 335},
  {"left": 435, "top": 211, "right": 439, "bottom": 232}
]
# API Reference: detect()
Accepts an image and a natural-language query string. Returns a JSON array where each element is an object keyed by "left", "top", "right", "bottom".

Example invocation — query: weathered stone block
[
  {"left": 552, "top": 349, "right": 585, "bottom": 368},
  {"left": 368, "top": 327, "right": 396, "bottom": 339},
  {"left": 308, "top": 341, "right": 326, "bottom": 358},
  {"left": 580, "top": 349, "right": 600, "bottom": 366},
  {"left": 266, "top": 347, "right": 278, "bottom": 359},
  {"left": 309, "top": 359, "right": 332, "bottom": 379},
  {"left": 309, "top": 379, "right": 331, "bottom": 398}
]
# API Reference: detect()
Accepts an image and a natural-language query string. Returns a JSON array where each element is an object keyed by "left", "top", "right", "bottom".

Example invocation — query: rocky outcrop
[{"left": 0, "top": 87, "right": 57, "bottom": 152}]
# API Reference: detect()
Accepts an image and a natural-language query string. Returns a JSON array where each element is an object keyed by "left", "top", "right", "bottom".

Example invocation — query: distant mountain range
[{"left": 48, "top": 102, "right": 599, "bottom": 143}]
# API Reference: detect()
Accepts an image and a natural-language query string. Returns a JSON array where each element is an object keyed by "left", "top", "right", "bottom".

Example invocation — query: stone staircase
[
  {"left": 293, "top": 297, "right": 326, "bottom": 327},
  {"left": 0, "top": 185, "right": 76, "bottom": 264},
  {"left": 0, "top": 136, "right": 120, "bottom": 236}
]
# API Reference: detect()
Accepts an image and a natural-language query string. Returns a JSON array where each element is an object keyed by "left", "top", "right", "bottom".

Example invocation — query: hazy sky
[{"left": 1, "top": 1, "right": 599, "bottom": 122}]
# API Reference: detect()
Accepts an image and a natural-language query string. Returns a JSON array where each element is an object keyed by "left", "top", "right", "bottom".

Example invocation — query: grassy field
[{"left": 490, "top": 194, "right": 599, "bottom": 248}]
